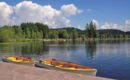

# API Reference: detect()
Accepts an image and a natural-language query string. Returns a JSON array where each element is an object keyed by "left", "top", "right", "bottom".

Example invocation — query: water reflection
[
  {"left": 97, "top": 40, "right": 130, "bottom": 57},
  {"left": 85, "top": 41, "right": 97, "bottom": 59},
  {"left": 0, "top": 40, "right": 130, "bottom": 59},
  {"left": 0, "top": 42, "right": 49, "bottom": 59},
  {"left": 0, "top": 43, "right": 15, "bottom": 54},
  {"left": 21, "top": 42, "right": 49, "bottom": 57},
  {"left": 46, "top": 42, "right": 83, "bottom": 63}
]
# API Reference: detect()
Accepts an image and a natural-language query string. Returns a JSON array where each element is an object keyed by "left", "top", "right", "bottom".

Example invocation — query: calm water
[{"left": 0, "top": 40, "right": 130, "bottom": 80}]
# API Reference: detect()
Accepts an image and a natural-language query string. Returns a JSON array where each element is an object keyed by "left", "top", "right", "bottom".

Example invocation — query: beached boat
[
  {"left": 2, "top": 56, "right": 36, "bottom": 66},
  {"left": 35, "top": 59, "right": 97, "bottom": 76}
]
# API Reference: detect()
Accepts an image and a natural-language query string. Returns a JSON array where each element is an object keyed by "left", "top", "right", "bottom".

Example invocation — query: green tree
[
  {"left": 58, "top": 29, "right": 68, "bottom": 39},
  {"left": 36, "top": 31, "right": 43, "bottom": 39},
  {"left": 50, "top": 30, "right": 58, "bottom": 39},
  {"left": 119, "top": 34, "right": 123, "bottom": 38},
  {"left": 85, "top": 21, "right": 97, "bottom": 39},
  {"left": 13, "top": 25, "right": 24, "bottom": 40},
  {"left": 72, "top": 29, "right": 78, "bottom": 40},
  {"left": 26, "top": 28, "right": 31, "bottom": 39},
  {"left": 35, "top": 23, "right": 49, "bottom": 39},
  {"left": 0, "top": 26, "right": 15, "bottom": 42}
]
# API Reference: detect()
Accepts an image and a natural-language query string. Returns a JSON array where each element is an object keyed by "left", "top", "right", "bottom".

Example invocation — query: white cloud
[
  {"left": 92, "top": 19, "right": 99, "bottom": 26},
  {"left": 0, "top": 1, "right": 83, "bottom": 28},
  {"left": 61, "top": 4, "right": 82, "bottom": 16},
  {"left": 125, "top": 20, "right": 130, "bottom": 31},
  {"left": 77, "top": 10, "right": 83, "bottom": 13},
  {"left": 86, "top": 9, "right": 92, "bottom": 12},
  {"left": 125, "top": 20, "right": 130, "bottom": 25},
  {"left": 113, "top": 24, "right": 118, "bottom": 29},
  {"left": 13, "top": 1, "right": 70, "bottom": 28},
  {"left": 101, "top": 22, "right": 111, "bottom": 29},
  {"left": 77, "top": 25, "right": 84, "bottom": 30},
  {"left": 100, "top": 20, "right": 130, "bottom": 31},
  {"left": 0, "top": 2, "right": 13, "bottom": 26},
  {"left": 101, "top": 22, "right": 125, "bottom": 31}
]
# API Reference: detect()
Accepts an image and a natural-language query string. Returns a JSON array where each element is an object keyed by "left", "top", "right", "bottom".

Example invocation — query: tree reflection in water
[
  {"left": 85, "top": 41, "right": 97, "bottom": 59},
  {"left": 21, "top": 41, "right": 49, "bottom": 58}
]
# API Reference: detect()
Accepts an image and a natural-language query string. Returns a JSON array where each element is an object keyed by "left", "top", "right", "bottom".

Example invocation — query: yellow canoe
[
  {"left": 35, "top": 59, "right": 97, "bottom": 76},
  {"left": 2, "top": 56, "right": 37, "bottom": 64}
]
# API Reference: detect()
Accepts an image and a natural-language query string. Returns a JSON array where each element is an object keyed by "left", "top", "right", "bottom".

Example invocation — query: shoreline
[
  {"left": 0, "top": 62, "right": 114, "bottom": 80},
  {"left": 0, "top": 38, "right": 130, "bottom": 43}
]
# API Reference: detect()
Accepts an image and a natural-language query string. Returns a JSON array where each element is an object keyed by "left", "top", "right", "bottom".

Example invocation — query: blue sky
[{"left": 0, "top": 0, "right": 130, "bottom": 31}]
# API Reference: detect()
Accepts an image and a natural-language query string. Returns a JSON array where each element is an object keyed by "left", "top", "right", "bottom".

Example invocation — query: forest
[{"left": 0, "top": 22, "right": 130, "bottom": 42}]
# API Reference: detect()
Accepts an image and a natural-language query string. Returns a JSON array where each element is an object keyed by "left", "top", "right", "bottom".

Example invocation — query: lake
[{"left": 0, "top": 40, "right": 130, "bottom": 80}]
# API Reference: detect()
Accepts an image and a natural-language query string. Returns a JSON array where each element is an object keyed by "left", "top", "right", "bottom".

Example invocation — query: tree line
[
  {"left": 0, "top": 22, "right": 130, "bottom": 42},
  {"left": 0, "top": 23, "right": 78, "bottom": 42}
]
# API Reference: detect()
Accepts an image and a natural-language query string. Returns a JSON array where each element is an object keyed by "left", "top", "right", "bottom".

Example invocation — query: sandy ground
[{"left": 0, "top": 62, "right": 114, "bottom": 80}]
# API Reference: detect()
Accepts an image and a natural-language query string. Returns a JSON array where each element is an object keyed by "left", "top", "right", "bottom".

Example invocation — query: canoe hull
[
  {"left": 2, "top": 58, "right": 34, "bottom": 66},
  {"left": 35, "top": 63, "right": 97, "bottom": 76}
]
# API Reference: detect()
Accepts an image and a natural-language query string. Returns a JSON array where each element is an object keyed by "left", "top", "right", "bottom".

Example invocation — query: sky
[{"left": 0, "top": 0, "right": 130, "bottom": 31}]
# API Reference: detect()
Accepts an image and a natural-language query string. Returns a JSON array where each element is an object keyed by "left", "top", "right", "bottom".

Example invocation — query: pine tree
[{"left": 85, "top": 21, "right": 97, "bottom": 39}]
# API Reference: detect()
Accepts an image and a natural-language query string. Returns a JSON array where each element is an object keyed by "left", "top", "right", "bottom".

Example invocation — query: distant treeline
[{"left": 0, "top": 22, "right": 130, "bottom": 42}]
